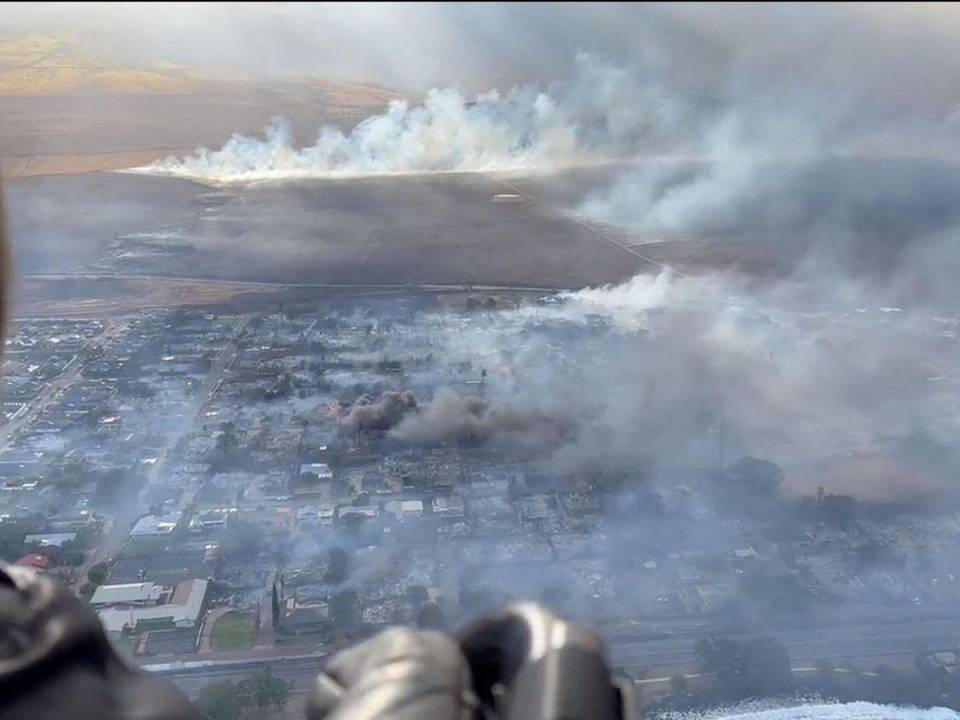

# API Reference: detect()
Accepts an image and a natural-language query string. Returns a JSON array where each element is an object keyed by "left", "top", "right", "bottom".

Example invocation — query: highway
[
  {"left": 608, "top": 615, "right": 960, "bottom": 668},
  {"left": 155, "top": 614, "right": 960, "bottom": 697}
]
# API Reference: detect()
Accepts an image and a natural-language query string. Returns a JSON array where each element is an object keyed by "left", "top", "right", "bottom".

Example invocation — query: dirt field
[
  {"left": 0, "top": 36, "right": 401, "bottom": 178},
  {"left": 14, "top": 276, "right": 278, "bottom": 318},
  {"left": 7, "top": 172, "right": 657, "bottom": 291}
]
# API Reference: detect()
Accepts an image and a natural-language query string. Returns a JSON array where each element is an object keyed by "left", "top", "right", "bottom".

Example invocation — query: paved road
[
  {"left": 156, "top": 614, "right": 960, "bottom": 698},
  {"left": 76, "top": 319, "right": 246, "bottom": 585},
  {"left": 608, "top": 616, "right": 960, "bottom": 669}
]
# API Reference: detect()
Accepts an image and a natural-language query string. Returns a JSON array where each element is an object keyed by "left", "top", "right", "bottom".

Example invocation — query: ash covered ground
[{"left": 4, "top": 276, "right": 960, "bottom": 690}]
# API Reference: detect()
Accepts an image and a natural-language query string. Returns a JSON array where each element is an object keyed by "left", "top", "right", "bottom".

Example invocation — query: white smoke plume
[
  {"left": 126, "top": 55, "right": 683, "bottom": 185},
  {"left": 119, "top": 5, "right": 960, "bottom": 288},
  {"left": 380, "top": 266, "right": 960, "bottom": 503}
]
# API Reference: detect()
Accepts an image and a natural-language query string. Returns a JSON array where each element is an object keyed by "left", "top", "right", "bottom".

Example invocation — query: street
[{"left": 155, "top": 614, "right": 960, "bottom": 698}]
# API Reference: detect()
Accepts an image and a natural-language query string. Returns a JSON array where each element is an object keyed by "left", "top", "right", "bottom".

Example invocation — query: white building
[
  {"left": 297, "top": 504, "right": 336, "bottom": 528},
  {"left": 23, "top": 532, "right": 77, "bottom": 547},
  {"left": 130, "top": 511, "right": 183, "bottom": 538},
  {"left": 337, "top": 505, "right": 378, "bottom": 522},
  {"left": 385, "top": 499, "right": 424, "bottom": 520},
  {"left": 188, "top": 508, "right": 235, "bottom": 533},
  {"left": 98, "top": 579, "right": 208, "bottom": 635},
  {"left": 432, "top": 495, "right": 465, "bottom": 518},
  {"left": 90, "top": 582, "right": 166, "bottom": 608},
  {"left": 299, "top": 463, "right": 333, "bottom": 481}
]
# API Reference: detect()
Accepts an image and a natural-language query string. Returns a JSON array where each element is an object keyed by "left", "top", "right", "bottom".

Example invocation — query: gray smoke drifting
[
  {"left": 119, "top": 4, "right": 960, "bottom": 297},
  {"left": 390, "top": 388, "right": 571, "bottom": 452},
  {"left": 340, "top": 391, "right": 417, "bottom": 433},
  {"left": 382, "top": 270, "right": 960, "bottom": 505},
  {"left": 129, "top": 54, "right": 679, "bottom": 184}
]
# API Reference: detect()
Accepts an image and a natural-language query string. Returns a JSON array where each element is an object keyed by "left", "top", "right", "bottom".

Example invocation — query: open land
[{"left": 4, "top": 41, "right": 960, "bottom": 711}]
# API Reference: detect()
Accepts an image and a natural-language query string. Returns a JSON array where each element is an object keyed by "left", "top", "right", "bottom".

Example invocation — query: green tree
[
  {"left": 195, "top": 670, "right": 290, "bottom": 720},
  {"left": 195, "top": 680, "right": 242, "bottom": 720},
  {"left": 87, "top": 561, "right": 109, "bottom": 585},
  {"left": 235, "top": 668, "right": 291, "bottom": 712},
  {"left": 725, "top": 457, "right": 784, "bottom": 496},
  {"left": 271, "top": 581, "right": 281, "bottom": 629}
]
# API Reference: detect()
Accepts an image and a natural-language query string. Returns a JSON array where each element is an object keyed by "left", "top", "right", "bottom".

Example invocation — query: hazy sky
[{"left": 2, "top": 2, "right": 958, "bottom": 96}]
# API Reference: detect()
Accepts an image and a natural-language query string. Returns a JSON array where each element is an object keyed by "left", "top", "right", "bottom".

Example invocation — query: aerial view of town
[
  {"left": 4, "top": 271, "right": 960, "bottom": 713},
  {"left": 5, "top": 4, "right": 960, "bottom": 720}
]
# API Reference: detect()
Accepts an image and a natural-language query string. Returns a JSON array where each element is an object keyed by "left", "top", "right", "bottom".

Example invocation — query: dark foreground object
[
  {"left": 0, "top": 563, "right": 625, "bottom": 720},
  {"left": 0, "top": 563, "right": 199, "bottom": 720}
]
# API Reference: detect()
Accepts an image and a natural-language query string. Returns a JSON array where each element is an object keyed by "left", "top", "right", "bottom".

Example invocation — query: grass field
[{"left": 210, "top": 611, "right": 258, "bottom": 651}]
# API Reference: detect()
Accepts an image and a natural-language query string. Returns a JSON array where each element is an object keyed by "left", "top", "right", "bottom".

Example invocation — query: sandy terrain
[{"left": 0, "top": 35, "right": 401, "bottom": 178}]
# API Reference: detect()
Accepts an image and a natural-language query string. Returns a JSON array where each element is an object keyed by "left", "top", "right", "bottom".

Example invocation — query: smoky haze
[
  {"left": 118, "top": 4, "right": 960, "bottom": 297},
  {"left": 374, "top": 271, "right": 960, "bottom": 506},
  {"left": 7, "top": 5, "right": 960, "bottom": 713},
  {"left": 10, "top": 1, "right": 960, "bottom": 502}
]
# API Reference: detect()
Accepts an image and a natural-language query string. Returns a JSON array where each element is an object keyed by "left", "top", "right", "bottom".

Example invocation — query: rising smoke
[
  {"left": 379, "top": 269, "right": 960, "bottom": 504},
  {"left": 125, "top": 3, "right": 960, "bottom": 294},
  {"left": 340, "top": 391, "right": 418, "bottom": 433},
  {"left": 120, "top": 3, "right": 960, "bottom": 500},
  {"left": 129, "top": 54, "right": 681, "bottom": 184},
  {"left": 391, "top": 388, "right": 571, "bottom": 451}
]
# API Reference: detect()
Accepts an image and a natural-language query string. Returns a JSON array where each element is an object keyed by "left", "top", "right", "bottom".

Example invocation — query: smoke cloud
[
  {"left": 129, "top": 54, "right": 680, "bottom": 184},
  {"left": 390, "top": 388, "right": 571, "bottom": 451},
  {"left": 340, "top": 391, "right": 418, "bottom": 433},
  {"left": 121, "top": 3, "right": 960, "bottom": 300},
  {"left": 380, "top": 269, "right": 960, "bottom": 504}
]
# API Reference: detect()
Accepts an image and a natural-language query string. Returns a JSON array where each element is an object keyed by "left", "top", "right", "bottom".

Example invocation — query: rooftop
[
  {"left": 98, "top": 579, "right": 208, "bottom": 634},
  {"left": 299, "top": 462, "right": 333, "bottom": 480},
  {"left": 91, "top": 582, "right": 166, "bottom": 607},
  {"left": 23, "top": 532, "right": 76, "bottom": 547},
  {"left": 14, "top": 554, "right": 49, "bottom": 569},
  {"left": 131, "top": 511, "right": 183, "bottom": 537}
]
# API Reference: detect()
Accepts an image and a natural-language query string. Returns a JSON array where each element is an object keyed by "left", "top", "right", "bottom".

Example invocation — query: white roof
[
  {"left": 91, "top": 582, "right": 165, "bottom": 606},
  {"left": 432, "top": 496, "right": 465, "bottom": 513},
  {"left": 98, "top": 579, "right": 208, "bottom": 633},
  {"left": 131, "top": 511, "right": 182, "bottom": 537},
  {"left": 175, "top": 579, "right": 208, "bottom": 623},
  {"left": 298, "top": 504, "right": 336, "bottom": 518},
  {"left": 300, "top": 463, "right": 333, "bottom": 479},
  {"left": 386, "top": 499, "right": 424, "bottom": 516},
  {"left": 24, "top": 532, "right": 77, "bottom": 547},
  {"left": 338, "top": 505, "right": 378, "bottom": 518}
]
